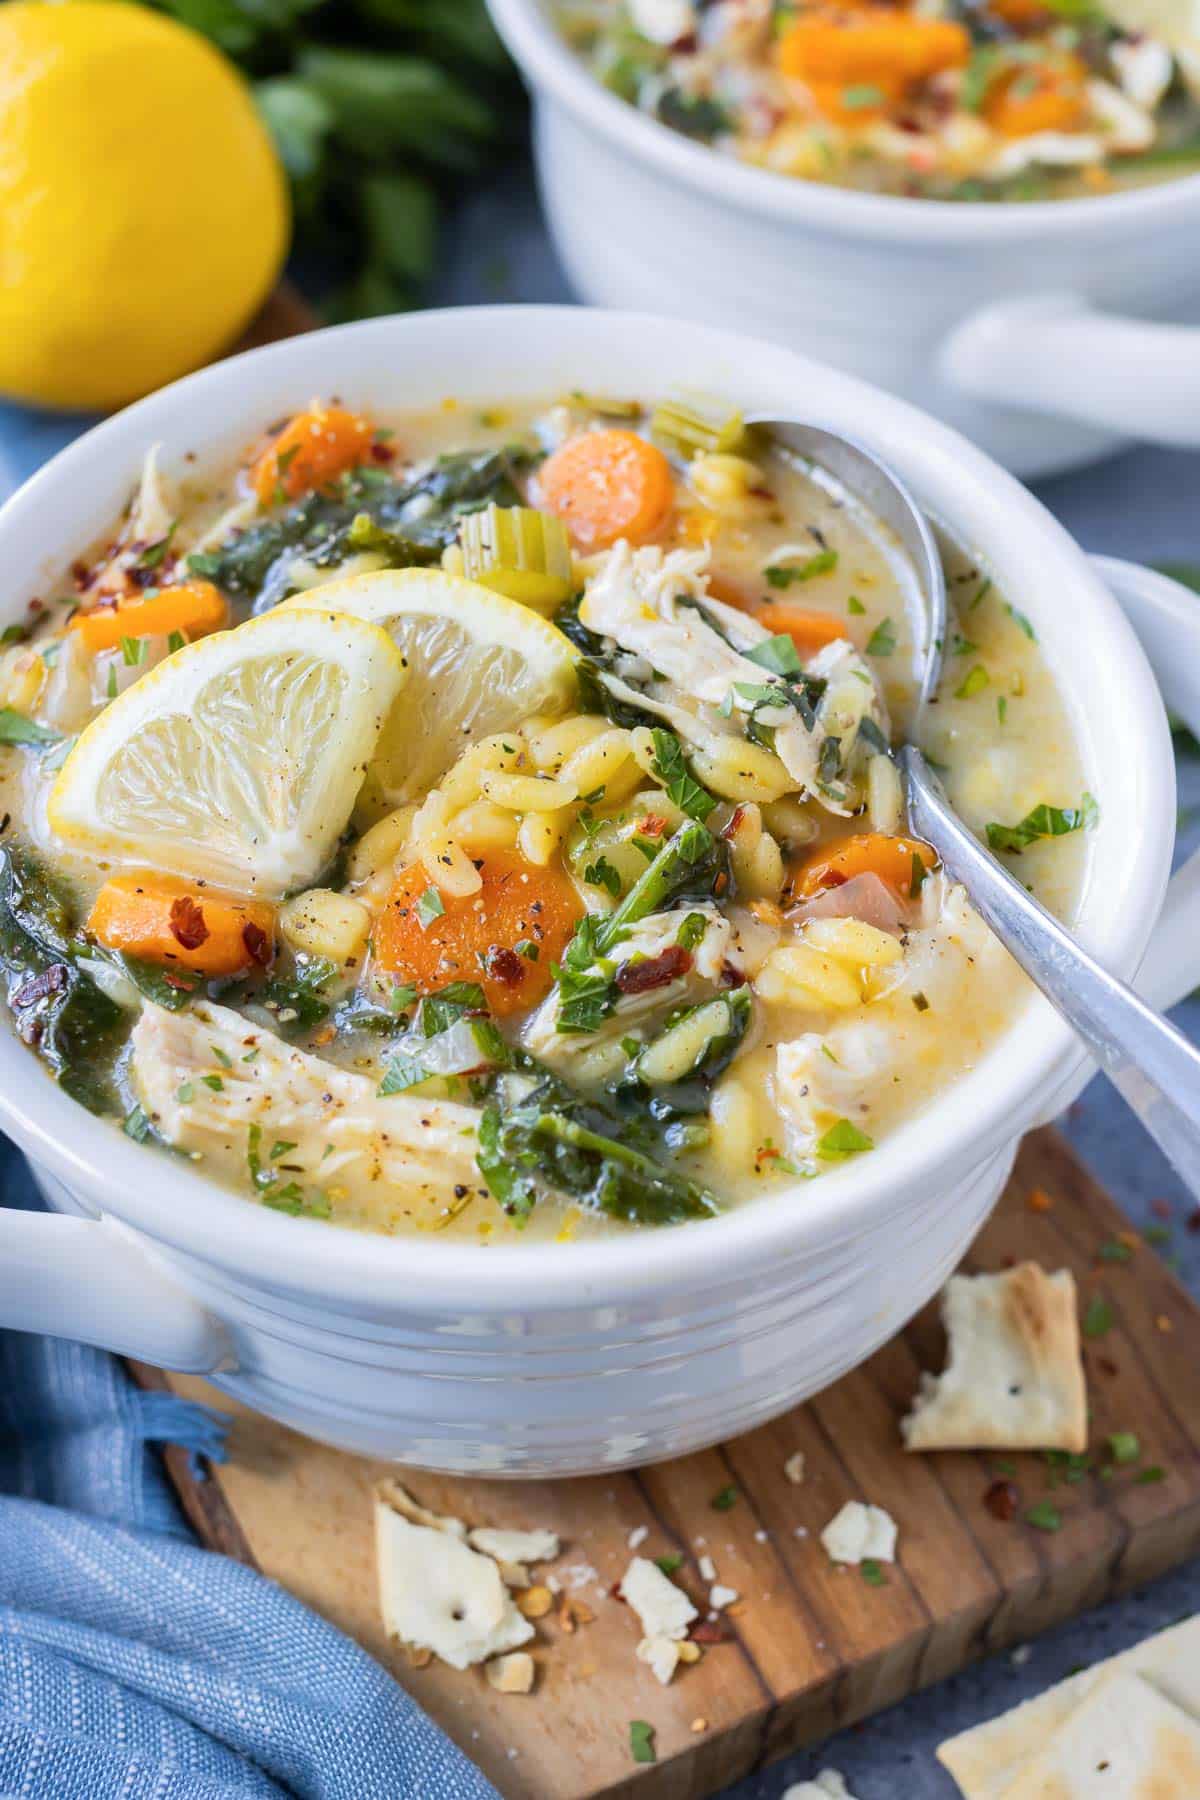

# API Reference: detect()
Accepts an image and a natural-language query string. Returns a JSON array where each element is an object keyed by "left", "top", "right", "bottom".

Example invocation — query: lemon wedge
[
  {"left": 280, "top": 570, "right": 579, "bottom": 814},
  {"left": 48, "top": 608, "right": 406, "bottom": 898}
]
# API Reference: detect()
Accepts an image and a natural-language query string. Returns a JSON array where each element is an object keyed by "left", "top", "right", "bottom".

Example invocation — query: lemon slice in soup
[
  {"left": 280, "top": 569, "right": 579, "bottom": 816},
  {"left": 48, "top": 608, "right": 406, "bottom": 898}
]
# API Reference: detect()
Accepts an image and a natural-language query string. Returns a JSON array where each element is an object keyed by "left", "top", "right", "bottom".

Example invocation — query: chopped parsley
[
  {"left": 175, "top": 1081, "right": 194, "bottom": 1103},
  {"left": 415, "top": 886, "right": 445, "bottom": 929},
  {"left": 1098, "top": 1239, "right": 1133, "bottom": 1264},
  {"left": 654, "top": 1552, "right": 684, "bottom": 1575},
  {"left": 676, "top": 911, "right": 708, "bottom": 951},
  {"left": 1108, "top": 1431, "right": 1140, "bottom": 1465},
  {"left": 816, "top": 1118, "right": 874, "bottom": 1158},
  {"left": 745, "top": 633, "right": 803, "bottom": 677},
  {"left": 986, "top": 794, "right": 1098, "bottom": 854},
  {"left": 1135, "top": 1465, "right": 1167, "bottom": 1485},
  {"left": 584, "top": 855, "right": 622, "bottom": 898},
  {"left": 711, "top": 1483, "right": 739, "bottom": 1511},
  {"left": 0, "top": 708, "right": 61, "bottom": 748},
  {"left": 860, "top": 1557, "right": 887, "bottom": 1586},
  {"left": 629, "top": 1720, "right": 656, "bottom": 1765},
  {"left": 955, "top": 664, "right": 989, "bottom": 700},
  {"left": 378, "top": 1052, "right": 432, "bottom": 1095},
  {"left": 1082, "top": 1294, "right": 1115, "bottom": 1338},
  {"left": 120, "top": 635, "right": 148, "bottom": 667},
  {"left": 390, "top": 981, "right": 419, "bottom": 1013},
  {"left": 968, "top": 576, "right": 992, "bottom": 610},
  {"left": 765, "top": 549, "right": 838, "bottom": 587},
  {"left": 841, "top": 83, "right": 886, "bottom": 108},
  {"left": 1025, "top": 1500, "right": 1062, "bottom": 1532},
  {"left": 515, "top": 939, "right": 539, "bottom": 962},
  {"left": 200, "top": 1073, "right": 224, "bottom": 1092},
  {"left": 997, "top": 695, "right": 1008, "bottom": 726},
  {"left": 865, "top": 617, "right": 897, "bottom": 658},
  {"left": 847, "top": 594, "right": 866, "bottom": 615},
  {"left": 1006, "top": 603, "right": 1036, "bottom": 641},
  {"left": 123, "top": 1103, "right": 151, "bottom": 1141},
  {"left": 421, "top": 980, "right": 486, "bottom": 1037},
  {"left": 648, "top": 727, "right": 717, "bottom": 823}
]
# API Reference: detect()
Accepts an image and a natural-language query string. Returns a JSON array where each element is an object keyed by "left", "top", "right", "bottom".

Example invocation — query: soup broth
[{"left": 0, "top": 393, "right": 1091, "bottom": 1242}]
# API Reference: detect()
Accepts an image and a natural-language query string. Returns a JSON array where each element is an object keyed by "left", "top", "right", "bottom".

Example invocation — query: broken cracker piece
[
  {"left": 374, "top": 1489, "right": 533, "bottom": 1671},
  {"left": 637, "top": 1635, "right": 683, "bottom": 1685},
  {"left": 901, "top": 1263, "right": 1087, "bottom": 1454},
  {"left": 784, "top": 1451, "right": 806, "bottom": 1485},
  {"left": 486, "top": 1651, "right": 536, "bottom": 1695},
  {"left": 376, "top": 1478, "right": 467, "bottom": 1539},
  {"left": 820, "top": 1501, "right": 897, "bottom": 1567},
  {"left": 620, "top": 1556, "right": 698, "bottom": 1642},
  {"left": 468, "top": 1526, "right": 560, "bottom": 1566}
]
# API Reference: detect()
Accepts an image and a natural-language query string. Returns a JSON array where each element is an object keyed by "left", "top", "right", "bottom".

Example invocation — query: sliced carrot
[
  {"left": 983, "top": 57, "right": 1087, "bottom": 136},
  {"left": 987, "top": 0, "right": 1053, "bottom": 27},
  {"left": 795, "top": 831, "right": 937, "bottom": 900},
  {"left": 251, "top": 404, "right": 374, "bottom": 507},
  {"left": 778, "top": 12, "right": 969, "bottom": 122},
  {"left": 72, "top": 580, "right": 227, "bottom": 655},
  {"left": 87, "top": 873, "right": 275, "bottom": 977},
  {"left": 537, "top": 429, "right": 675, "bottom": 553},
  {"left": 756, "top": 602, "right": 848, "bottom": 659},
  {"left": 374, "top": 850, "right": 583, "bottom": 1018}
]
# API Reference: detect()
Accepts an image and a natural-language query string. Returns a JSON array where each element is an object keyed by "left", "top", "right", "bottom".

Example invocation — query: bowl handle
[
  {"left": 940, "top": 295, "right": 1200, "bottom": 449},
  {"left": 0, "top": 1204, "right": 230, "bottom": 1372},
  {"left": 1090, "top": 556, "right": 1200, "bottom": 1012}
]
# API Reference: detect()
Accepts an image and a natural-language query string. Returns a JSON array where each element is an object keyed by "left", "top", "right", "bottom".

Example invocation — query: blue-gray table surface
[{"left": 2, "top": 168, "right": 1199, "bottom": 1800}]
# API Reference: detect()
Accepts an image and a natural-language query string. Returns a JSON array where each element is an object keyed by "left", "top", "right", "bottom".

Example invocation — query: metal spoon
[{"left": 751, "top": 414, "right": 1200, "bottom": 1201}]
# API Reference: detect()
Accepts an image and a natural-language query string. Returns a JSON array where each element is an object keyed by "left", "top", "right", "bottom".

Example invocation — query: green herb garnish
[
  {"left": 415, "top": 886, "right": 445, "bottom": 929},
  {"left": 766, "top": 549, "right": 838, "bottom": 587},
  {"left": 986, "top": 794, "right": 1098, "bottom": 854},
  {"left": 816, "top": 1118, "right": 874, "bottom": 1158},
  {"left": 865, "top": 618, "right": 897, "bottom": 658},
  {"left": 629, "top": 1720, "right": 656, "bottom": 1765}
]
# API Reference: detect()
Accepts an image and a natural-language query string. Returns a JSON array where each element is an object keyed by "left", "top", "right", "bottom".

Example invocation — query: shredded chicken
[
  {"left": 131, "top": 999, "right": 482, "bottom": 1218},
  {"left": 579, "top": 542, "right": 888, "bottom": 813}
]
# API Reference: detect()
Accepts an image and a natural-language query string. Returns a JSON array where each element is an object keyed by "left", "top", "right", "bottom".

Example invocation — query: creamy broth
[
  {"left": 559, "top": 0, "right": 1200, "bottom": 202},
  {"left": 0, "top": 394, "right": 1091, "bottom": 1242}
]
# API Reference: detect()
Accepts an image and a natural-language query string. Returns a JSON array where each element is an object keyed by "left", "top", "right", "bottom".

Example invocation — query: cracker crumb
[
  {"left": 691, "top": 1716, "right": 708, "bottom": 1733},
  {"left": 486, "top": 1652, "right": 536, "bottom": 1694},
  {"left": 1157, "top": 1314, "right": 1174, "bottom": 1334},
  {"left": 699, "top": 1554, "right": 717, "bottom": 1582},
  {"left": 785, "top": 1451, "right": 806, "bottom": 1485},
  {"left": 627, "top": 1525, "right": 649, "bottom": 1550}
]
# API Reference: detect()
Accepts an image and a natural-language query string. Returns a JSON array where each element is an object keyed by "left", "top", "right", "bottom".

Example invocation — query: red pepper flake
[
  {"left": 636, "top": 814, "right": 669, "bottom": 839},
  {"left": 485, "top": 945, "right": 525, "bottom": 988},
  {"left": 162, "top": 970, "right": 199, "bottom": 992},
  {"left": 689, "top": 1619, "right": 732, "bottom": 1645},
  {"left": 721, "top": 805, "right": 748, "bottom": 842},
  {"left": 370, "top": 441, "right": 396, "bottom": 464},
  {"left": 1096, "top": 1354, "right": 1120, "bottom": 1377},
  {"left": 1187, "top": 1208, "right": 1200, "bottom": 1234},
  {"left": 1152, "top": 1198, "right": 1173, "bottom": 1221},
  {"left": 615, "top": 945, "right": 691, "bottom": 995},
  {"left": 242, "top": 921, "right": 272, "bottom": 967},
  {"left": 719, "top": 961, "right": 747, "bottom": 989},
  {"left": 1026, "top": 1187, "right": 1054, "bottom": 1213},
  {"left": 169, "top": 895, "right": 209, "bottom": 951},
  {"left": 983, "top": 1478, "right": 1020, "bottom": 1521}
]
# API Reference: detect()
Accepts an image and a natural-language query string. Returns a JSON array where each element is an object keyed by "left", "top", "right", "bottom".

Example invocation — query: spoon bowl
[{"left": 747, "top": 415, "right": 947, "bottom": 711}]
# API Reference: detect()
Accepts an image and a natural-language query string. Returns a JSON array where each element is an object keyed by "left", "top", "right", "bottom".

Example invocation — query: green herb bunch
[{"left": 140, "top": 0, "right": 525, "bottom": 317}]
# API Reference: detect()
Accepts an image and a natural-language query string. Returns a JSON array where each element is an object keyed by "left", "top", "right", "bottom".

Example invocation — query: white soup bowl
[
  {"left": 1, "top": 306, "right": 1199, "bottom": 1475},
  {"left": 488, "top": 0, "right": 1200, "bottom": 478}
]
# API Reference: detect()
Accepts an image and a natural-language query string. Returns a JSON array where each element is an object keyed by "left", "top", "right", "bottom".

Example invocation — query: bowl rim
[
  {"left": 0, "top": 305, "right": 1175, "bottom": 1309},
  {"left": 487, "top": 0, "right": 1200, "bottom": 243}
]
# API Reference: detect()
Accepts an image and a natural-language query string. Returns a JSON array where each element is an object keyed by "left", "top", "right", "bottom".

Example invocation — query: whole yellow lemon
[{"left": 0, "top": 2, "right": 290, "bottom": 410}]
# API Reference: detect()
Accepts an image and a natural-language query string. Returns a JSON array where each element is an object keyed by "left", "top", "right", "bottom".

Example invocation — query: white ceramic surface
[
  {"left": 487, "top": 0, "right": 1200, "bottom": 478},
  {"left": 1, "top": 306, "right": 1199, "bottom": 1476}
]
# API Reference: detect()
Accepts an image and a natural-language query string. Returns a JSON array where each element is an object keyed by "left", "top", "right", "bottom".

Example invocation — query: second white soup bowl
[
  {"left": 488, "top": 0, "right": 1200, "bottom": 478},
  {"left": 2, "top": 306, "right": 1199, "bottom": 1475}
]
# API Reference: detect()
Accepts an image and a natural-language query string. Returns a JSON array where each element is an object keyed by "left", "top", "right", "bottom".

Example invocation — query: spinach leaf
[
  {"left": 254, "top": 956, "right": 341, "bottom": 1031},
  {"left": 0, "top": 847, "right": 124, "bottom": 1113},
  {"left": 477, "top": 1064, "right": 722, "bottom": 1228},
  {"left": 648, "top": 729, "right": 717, "bottom": 823}
]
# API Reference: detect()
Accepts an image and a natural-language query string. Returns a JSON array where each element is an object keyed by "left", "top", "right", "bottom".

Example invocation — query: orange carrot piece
[
  {"left": 756, "top": 602, "right": 848, "bottom": 658},
  {"left": 778, "top": 12, "right": 969, "bottom": 121},
  {"left": 537, "top": 429, "right": 675, "bottom": 553},
  {"left": 72, "top": 580, "right": 227, "bottom": 655},
  {"left": 796, "top": 831, "right": 937, "bottom": 900},
  {"left": 983, "top": 58, "right": 1087, "bottom": 136},
  {"left": 374, "top": 851, "right": 583, "bottom": 1018},
  {"left": 87, "top": 873, "right": 275, "bottom": 977},
  {"left": 252, "top": 404, "right": 374, "bottom": 506}
]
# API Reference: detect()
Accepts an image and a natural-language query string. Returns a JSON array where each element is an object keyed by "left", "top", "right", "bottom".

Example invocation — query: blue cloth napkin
[{"left": 0, "top": 1138, "right": 501, "bottom": 1800}]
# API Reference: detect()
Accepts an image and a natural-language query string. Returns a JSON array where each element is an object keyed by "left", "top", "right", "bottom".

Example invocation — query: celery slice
[
  {"left": 458, "top": 504, "right": 574, "bottom": 613},
  {"left": 650, "top": 399, "right": 745, "bottom": 459}
]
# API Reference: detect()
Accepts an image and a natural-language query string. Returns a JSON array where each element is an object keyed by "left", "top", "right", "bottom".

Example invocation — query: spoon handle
[{"left": 900, "top": 744, "right": 1200, "bottom": 1202}]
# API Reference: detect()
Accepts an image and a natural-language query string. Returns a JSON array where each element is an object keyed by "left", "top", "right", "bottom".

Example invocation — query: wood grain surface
[{"left": 131, "top": 1127, "right": 1200, "bottom": 1799}]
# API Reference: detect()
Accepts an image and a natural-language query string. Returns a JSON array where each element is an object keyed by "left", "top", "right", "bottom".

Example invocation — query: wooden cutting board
[{"left": 131, "top": 1127, "right": 1200, "bottom": 1800}]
